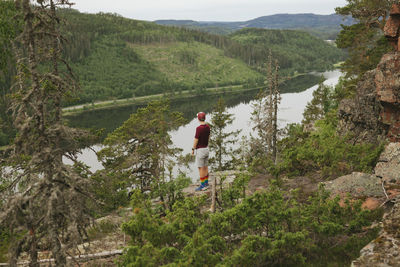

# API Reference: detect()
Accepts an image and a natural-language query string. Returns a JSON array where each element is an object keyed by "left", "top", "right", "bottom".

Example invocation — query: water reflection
[{"left": 64, "top": 71, "right": 341, "bottom": 180}]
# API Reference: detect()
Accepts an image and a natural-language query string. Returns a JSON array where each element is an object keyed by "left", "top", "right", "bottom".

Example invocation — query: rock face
[
  {"left": 338, "top": 52, "right": 400, "bottom": 143},
  {"left": 338, "top": 70, "right": 387, "bottom": 144},
  {"left": 375, "top": 53, "right": 400, "bottom": 142},
  {"left": 384, "top": 3, "right": 400, "bottom": 50},
  {"left": 352, "top": 197, "right": 400, "bottom": 267},
  {"left": 339, "top": 3, "right": 400, "bottom": 143},
  {"left": 375, "top": 142, "right": 400, "bottom": 185}
]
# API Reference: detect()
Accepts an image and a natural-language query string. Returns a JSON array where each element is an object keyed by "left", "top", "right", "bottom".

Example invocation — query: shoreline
[
  {"left": 62, "top": 71, "right": 328, "bottom": 116},
  {"left": 62, "top": 84, "right": 262, "bottom": 116}
]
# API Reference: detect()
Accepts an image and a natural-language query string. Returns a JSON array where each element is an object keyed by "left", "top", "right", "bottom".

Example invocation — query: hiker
[{"left": 192, "top": 112, "right": 210, "bottom": 191}]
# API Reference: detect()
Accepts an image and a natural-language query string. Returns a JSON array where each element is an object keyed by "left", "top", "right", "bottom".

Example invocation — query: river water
[{"left": 64, "top": 70, "right": 342, "bottom": 181}]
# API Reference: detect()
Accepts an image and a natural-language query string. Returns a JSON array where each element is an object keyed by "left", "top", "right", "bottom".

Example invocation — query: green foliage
[
  {"left": 302, "top": 77, "right": 333, "bottom": 125},
  {"left": 0, "top": 227, "right": 10, "bottom": 262},
  {"left": 119, "top": 185, "right": 379, "bottom": 266},
  {"left": 90, "top": 170, "right": 131, "bottom": 214},
  {"left": 0, "top": 0, "right": 20, "bottom": 146},
  {"left": 209, "top": 98, "right": 241, "bottom": 171},
  {"left": 66, "top": 37, "right": 166, "bottom": 105},
  {"left": 279, "top": 115, "right": 385, "bottom": 178},
  {"left": 87, "top": 219, "right": 119, "bottom": 241},
  {"left": 219, "top": 172, "right": 251, "bottom": 209},
  {"left": 131, "top": 41, "right": 261, "bottom": 92},
  {"left": 335, "top": 0, "right": 393, "bottom": 79},
  {"left": 97, "top": 100, "right": 186, "bottom": 214},
  {"left": 151, "top": 174, "right": 191, "bottom": 212}
]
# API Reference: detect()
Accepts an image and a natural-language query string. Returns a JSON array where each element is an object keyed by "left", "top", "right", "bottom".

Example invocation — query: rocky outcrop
[
  {"left": 384, "top": 3, "right": 400, "bottom": 51},
  {"left": 324, "top": 143, "right": 400, "bottom": 266},
  {"left": 323, "top": 172, "right": 385, "bottom": 200},
  {"left": 338, "top": 70, "right": 387, "bottom": 144},
  {"left": 352, "top": 197, "right": 400, "bottom": 267},
  {"left": 338, "top": 52, "right": 400, "bottom": 143},
  {"left": 375, "top": 52, "right": 400, "bottom": 142},
  {"left": 375, "top": 142, "right": 400, "bottom": 185},
  {"left": 339, "top": 3, "right": 400, "bottom": 143}
]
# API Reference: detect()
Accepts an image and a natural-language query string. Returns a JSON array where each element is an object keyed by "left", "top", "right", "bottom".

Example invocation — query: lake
[{"left": 64, "top": 70, "right": 342, "bottom": 181}]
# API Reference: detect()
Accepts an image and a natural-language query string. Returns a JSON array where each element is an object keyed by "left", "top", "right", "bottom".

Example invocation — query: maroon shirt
[{"left": 195, "top": 124, "right": 210, "bottom": 148}]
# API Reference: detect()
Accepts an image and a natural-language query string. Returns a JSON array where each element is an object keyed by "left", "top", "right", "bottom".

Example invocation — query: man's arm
[{"left": 192, "top": 138, "right": 199, "bottom": 155}]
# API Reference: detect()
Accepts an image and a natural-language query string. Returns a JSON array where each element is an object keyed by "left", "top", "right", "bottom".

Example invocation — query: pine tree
[
  {"left": 0, "top": 1, "right": 93, "bottom": 265},
  {"left": 336, "top": 0, "right": 393, "bottom": 77},
  {"left": 98, "top": 100, "right": 185, "bottom": 210},
  {"left": 302, "top": 77, "right": 332, "bottom": 126},
  {"left": 209, "top": 98, "right": 241, "bottom": 171}
]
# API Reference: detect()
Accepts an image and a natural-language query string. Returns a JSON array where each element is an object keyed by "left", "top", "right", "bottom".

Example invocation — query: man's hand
[{"left": 191, "top": 148, "right": 195, "bottom": 156}]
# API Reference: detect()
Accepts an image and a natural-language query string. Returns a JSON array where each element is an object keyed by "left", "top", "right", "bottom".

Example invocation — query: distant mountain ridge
[{"left": 155, "top": 13, "right": 355, "bottom": 39}]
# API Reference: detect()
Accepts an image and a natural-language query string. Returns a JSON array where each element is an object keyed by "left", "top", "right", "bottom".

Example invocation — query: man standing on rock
[{"left": 192, "top": 112, "right": 210, "bottom": 191}]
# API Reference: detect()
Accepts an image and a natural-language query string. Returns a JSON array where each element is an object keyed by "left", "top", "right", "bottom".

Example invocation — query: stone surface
[
  {"left": 352, "top": 197, "right": 400, "bottom": 267},
  {"left": 338, "top": 53, "right": 400, "bottom": 143},
  {"left": 375, "top": 53, "right": 400, "bottom": 104},
  {"left": 337, "top": 70, "right": 387, "bottom": 144},
  {"left": 361, "top": 197, "right": 381, "bottom": 210},
  {"left": 323, "top": 172, "right": 385, "bottom": 199},
  {"left": 375, "top": 142, "right": 400, "bottom": 184},
  {"left": 384, "top": 16, "right": 400, "bottom": 38},
  {"left": 385, "top": 4, "right": 400, "bottom": 51},
  {"left": 390, "top": 3, "right": 400, "bottom": 15}
]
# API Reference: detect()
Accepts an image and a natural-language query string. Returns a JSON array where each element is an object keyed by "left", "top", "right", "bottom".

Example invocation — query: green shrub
[
  {"left": 278, "top": 113, "right": 384, "bottom": 178},
  {"left": 87, "top": 219, "right": 119, "bottom": 241},
  {"left": 119, "top": 186, "right": 380, "bottom": 266},
  {"left": 0, "top": 227, "right": 10, "bottom": 262}
]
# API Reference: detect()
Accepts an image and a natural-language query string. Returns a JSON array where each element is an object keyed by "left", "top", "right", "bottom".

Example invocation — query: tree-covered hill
[
  {"left": 155, "top": 13, "right": 355, "bottom": 40},
  {"left": 229, "top": 28, "right": 345, "bottom": 74},
  {"left": 58, "top": 9, "right": 344, "bottom": 106},
  {"left": 60, "top": 9, "right": 264, "bottom": 105}
]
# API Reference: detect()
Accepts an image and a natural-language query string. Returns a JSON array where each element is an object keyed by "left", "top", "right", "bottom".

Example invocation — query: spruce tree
[
  {"left": 209, "top": 98, "right": 241, "bottom": 171},
  {"left": 0, "top": 1, "right": 93, "bottom": 265}
]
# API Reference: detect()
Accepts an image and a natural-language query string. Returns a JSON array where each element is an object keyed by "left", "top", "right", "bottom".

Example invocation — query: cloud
[{"left": 71, "top": 0, "right": 348, "bottom": 21}]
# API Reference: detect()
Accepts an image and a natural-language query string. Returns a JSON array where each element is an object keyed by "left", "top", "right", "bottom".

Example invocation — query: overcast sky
[{"left": 70, "top": 0, "right": 349, "bottom": 22}]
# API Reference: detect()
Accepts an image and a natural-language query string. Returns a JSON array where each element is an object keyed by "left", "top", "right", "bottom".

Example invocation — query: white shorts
[{"left": 196, "top": 147, "right": 209, "bottom": 168}]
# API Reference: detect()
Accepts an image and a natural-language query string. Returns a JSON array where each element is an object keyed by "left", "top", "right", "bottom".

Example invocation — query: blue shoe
[{"left": 195, "top": 184, "right": 205, "bottom": 191}]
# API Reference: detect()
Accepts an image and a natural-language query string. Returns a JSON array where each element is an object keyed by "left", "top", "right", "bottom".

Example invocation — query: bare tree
[
  {"left": 271, "top": 59, "right": 281, "bottom": 162},
  {"left": 0, "top": 1, "right": 93, "bottom": 266},
  {"left": 251, "top": 50, "right": 281, "bottom": 163}
]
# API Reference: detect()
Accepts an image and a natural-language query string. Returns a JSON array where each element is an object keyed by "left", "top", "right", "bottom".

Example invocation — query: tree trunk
[{"left": 210, "top": 174, "right": 216, "bottom": 213}]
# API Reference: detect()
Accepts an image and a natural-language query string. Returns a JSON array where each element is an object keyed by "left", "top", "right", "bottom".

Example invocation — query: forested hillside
[
  {"left": 59, "top": 9, "right": 344, "bottom": 105},
  {"left": 229, "top": 28, "right": 343, "bottom": 73},
  {"left": 156, "top": 13, "right": 355, "bottom": 40}
]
